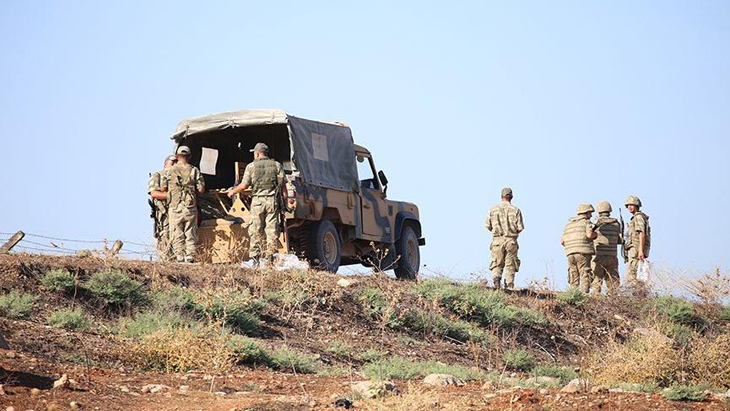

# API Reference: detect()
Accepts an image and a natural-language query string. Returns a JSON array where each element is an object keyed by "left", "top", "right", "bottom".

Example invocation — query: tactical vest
[
  {"left": 563, "top": 216, "right": 595, "bottom": 256},
  {"left": 167, "top": 163, "right": 197, "bottom": 209},
  {"left": 250, "top": 159, "right": 280, "bottom": 196},
  {"left": 629, "top": 212, "right": 651, "bottom": 257},
  {"left": 593, "top": 215, "right": 620, "bottom": 256}
]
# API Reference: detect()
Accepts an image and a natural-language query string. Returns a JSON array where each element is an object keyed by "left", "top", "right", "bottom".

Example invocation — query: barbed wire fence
[{"left": 0, "top": 231, "right": 157, "bottom": 260}]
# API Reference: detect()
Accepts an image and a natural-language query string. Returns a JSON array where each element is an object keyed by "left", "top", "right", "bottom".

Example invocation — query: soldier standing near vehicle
[
  {"left": 624, "top": 196, "right": 651, "bottom": 285},
  {"left": 148, "top": 155, "right": 177, "bottom": 261},
  {"left": 561, "top": 203, "right": 597, "bottom": 293},
  {"left": 591, "top": 201, "right": 622, "bottom": 294},
  {"left": 228, "top": 143, "right": 285, "bottom": 266},
  {"left": 485, "top": 187, "right": 524, "bottom": 289},
  {"left": 161, "top": 146, "right": 205, "bottom": 263}
]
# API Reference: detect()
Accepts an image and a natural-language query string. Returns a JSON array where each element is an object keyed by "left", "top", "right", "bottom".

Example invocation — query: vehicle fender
[{"left": 394, "top": 212, "right": 422, "bottom": 241}]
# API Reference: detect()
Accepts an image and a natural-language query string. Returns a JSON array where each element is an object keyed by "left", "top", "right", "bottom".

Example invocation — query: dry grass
[
  {"left": 688, "top": 332, "right": 730, "bottom": 388},
  {"left": 359, "top": 383, "right": 484, "bottom": 411},
  {"left": 129, "top": 324, "right": 233, "bottom": 373}
]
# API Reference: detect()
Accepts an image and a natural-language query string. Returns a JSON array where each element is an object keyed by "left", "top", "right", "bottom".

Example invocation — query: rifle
[
  {"left": 149, "top": 199, "right": 160, "bottom": 239},
  {"left": 619, "top": 209, "right": 628, "bottom": 263}
]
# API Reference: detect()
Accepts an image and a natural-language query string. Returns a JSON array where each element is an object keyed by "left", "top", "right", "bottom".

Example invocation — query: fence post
[{"left": 0, "top": 231, "right": 25, "bottom": 254}]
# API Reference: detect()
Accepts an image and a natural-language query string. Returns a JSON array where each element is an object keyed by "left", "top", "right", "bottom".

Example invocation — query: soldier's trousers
[
  {"left": 156, "top": 217, "right": 175, "bottom": 262},
  {"left": 490, "top": 237, "right": 519, "bottom": 288},
  {"left": 566, "top": 253, "right": 592, "bottom": 293},
  {"left": 625, "top": 247, "right": 644, "bottom": 286},
  {"left": 169, "top": 206, "right": 198, "bottom": 261},
  {"left": 591, "top": 255, "right": 619, "bottom": 295},
  {"left": 249, "top": 196, "right": 279, "bottom": 259}
]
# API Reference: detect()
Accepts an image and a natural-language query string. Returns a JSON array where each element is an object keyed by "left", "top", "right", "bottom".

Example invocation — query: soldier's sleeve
[
  {"left": 485, "top": 208, "right": 493, "bottom": 231},
  {"left": 241, "top": 164, "right": 253, "bottom": 187},
  {"left": 585, "top": 220, "right": 595, "bottom": 236},
  {"left": 160, "top": 171, "right": 168, "bottom": 191},
  {"left": 148, "top": 172, "right": 159, "bottom": 194},
  {"left": 194, "top": 167, "right": 205, "bottom": 191},
  {"left": 515, "top": 208, "right": 524, "bottom": 232},
  {"left": 277, "top": 162, "right": 285, "bottom": 183},
  {"left": 634, "top": 214, "right": 647, "bottom": 232}
]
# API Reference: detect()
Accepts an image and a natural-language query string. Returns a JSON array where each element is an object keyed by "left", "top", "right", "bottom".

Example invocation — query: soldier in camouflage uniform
[
  {"left": 591, "top": 201, "right": 622, "bottom": 294},
  {"left": 228, "top": 142, "right": 285, "bottom": 266},
  {"left": 624, "top": 195, "right": 651, "bottom": 285},
  {"left": 148, "top": 155, "right": 177, "bottom": 261},
  {"left": 161, "top": 146, "right": 205, "bottom": 263},
  {"left": 485, "top": 187, "right": 524, "bottom": 289},
  {"left": 561, "top": 203, "right": 597, "bottom": 293}
]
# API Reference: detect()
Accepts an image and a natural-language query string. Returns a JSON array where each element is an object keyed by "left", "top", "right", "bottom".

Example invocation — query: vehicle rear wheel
[
  {"left": 307, "top": 220, "right": 341, "bottom": 272},
  {"left": 394, "top": 225, "right": 420, "bottom": 280}
]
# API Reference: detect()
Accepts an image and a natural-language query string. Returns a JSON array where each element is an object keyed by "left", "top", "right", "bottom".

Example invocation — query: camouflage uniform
[
  {"left": 242, "top": 158, "right": 284, "bottom": 260},
  {"left": 486, "top": 200, "right": 524, "bottom": 289},
  {"left": 625, "top": 197, "right": 651, "bottom": 285},
  {"left": 148, "top": 171, "right": 174, "bottom": 261},
  {"left": 562, "top": 204, "right": 595, "bottom": 293},
  {"left": 162, "top": 162, "right": 204, "bottom": 262},
  {"left": 591, "top": 202, "right": 621, "bottom": 294}
]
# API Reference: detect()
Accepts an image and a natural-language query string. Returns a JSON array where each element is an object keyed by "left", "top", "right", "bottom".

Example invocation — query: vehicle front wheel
[
  {"left": 307, "top": 220, "right": 341, "bottom": 272},
  {"left": 394, "top": 225, "right": 420, "bottom": 280}
]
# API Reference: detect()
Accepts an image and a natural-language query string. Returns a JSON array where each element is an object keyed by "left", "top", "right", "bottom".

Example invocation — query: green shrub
[
  {"left": 84, "top": 270, "right": 145, "bottom": 305},
  {"left": 358, "top": 348, "right": 386, "bottom": 363},
  {"left": 0, "top": 291, "right": 38, "bottom": 319},
  {"left": 269, "top": 348, "right": 318, "bottom": 374},
  {"left": 326, "top": 339, "right": 351, "bottom": 357},
  {"left": 402, "top": 310, "right": 490, "bottom": 345},
  {"left": 720, "top": 306, "right": 730, "bottom": 322},
  {"left": 612, "top": 382, "right": 659, "bottom": 393},
  {"left": 661, "top": 384, "right": 708, "bottom": 402},
  {"left": 227, "top": 335, "right": 271, "bottom": 366},
  {"left": 40, "top": 269, "right": 76, "bottom": 293},
  {"left": 120, "top": 311, "right": 192, "bottom": 339},
  {"left": 503, "top": 349, "right": 536, "bottom": 372},
  {"left": 48, "top": 308, "right": 89, "bottom": 331},
  {"left": 532, "top": 364, "right": 577, "bottom": 384},
  {"left": 153, "top": 286, "right": 200, "bottom": 313},
  {"left": 413, "top": 280, "right": 546, "bottom": 327},
  {"left": 556, "top": 288, "right": 588, "bottom": 307},
  {"left": 357, "top": 288, "right": 400, "bottom": 327},
  {"left": 666, "top": 323, "right": 695, "bottom": 346},
  {"left": 363, "top": 356, "right": 486, "bottom": 381},
  {"left": 197, "top": 290, "right": 264, "bottom": 336},
  {"left": 650, "top": 296, "right": 705, "bottom": 327}
]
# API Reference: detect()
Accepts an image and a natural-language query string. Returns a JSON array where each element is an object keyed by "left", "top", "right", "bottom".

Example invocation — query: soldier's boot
[
  {"left": 493, "top": 277, "right": 502, "bottom": 290},
  {"left": 504, "top": 270, "right": 516, "bottom": 290}
]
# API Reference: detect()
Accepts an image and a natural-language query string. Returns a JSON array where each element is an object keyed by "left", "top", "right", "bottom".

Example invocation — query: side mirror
[{"left": 378, "top": 170, "right": 389, "bottom": 187}]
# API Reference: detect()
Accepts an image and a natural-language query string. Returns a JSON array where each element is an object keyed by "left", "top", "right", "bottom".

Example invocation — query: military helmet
[
  {"left": 625, "top": 195, "right": 642, "bottom": 207},
  {"left": 165, "top": 154, "right": 177, "bottom": 163},
  {"left": 597, "top": 200, "right": 612, "bottom": 213},
  {"left": 577, "top": 203, "right": 594, "bottom": 214}
]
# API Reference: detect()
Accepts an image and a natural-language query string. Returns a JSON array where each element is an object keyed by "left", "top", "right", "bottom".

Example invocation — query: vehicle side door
[{"left": 356, "top": 154, "right": 389, "bottom": 240}]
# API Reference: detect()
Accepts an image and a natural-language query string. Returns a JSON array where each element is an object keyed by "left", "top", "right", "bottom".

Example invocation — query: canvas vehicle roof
[{"left": 171, "top": 109, "right": 359, "bottom": 192}]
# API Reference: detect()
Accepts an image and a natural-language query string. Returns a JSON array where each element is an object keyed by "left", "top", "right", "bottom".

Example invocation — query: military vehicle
[{"left": 168, "top": 110, "right": 425, "bottom": 278}]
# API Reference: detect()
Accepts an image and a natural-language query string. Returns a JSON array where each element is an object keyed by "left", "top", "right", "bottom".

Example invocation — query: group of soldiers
[
  {"left": 487, "top": 188, "right": 651, "bottom": 294},
  {"left": 148, "top": 142, "right": 285, "bottom": 265}
]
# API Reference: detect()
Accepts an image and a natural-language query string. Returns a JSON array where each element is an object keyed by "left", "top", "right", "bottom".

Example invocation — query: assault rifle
[
  {"left": 619, "top": 209, "right": 628, "bottom": 263},
  {"left": 149, "top": 199, "right": 160, "bottom": 239}
]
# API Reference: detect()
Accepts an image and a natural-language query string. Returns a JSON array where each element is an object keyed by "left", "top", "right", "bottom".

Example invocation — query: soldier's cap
[
  {"left": 577, "top": 203, "right": 595, "bottom": 214},
  {"left": 176, "top": 146, "right": 191, "bottom": 156},
  {"left": 501, "top": 187, "right": 513, "bottom": 197},
  {"left": 165, "top": 155, "right": 177, "bottom": 163},
  {"left": 250, "top": 142, "right": 269, "bottom": 153}
]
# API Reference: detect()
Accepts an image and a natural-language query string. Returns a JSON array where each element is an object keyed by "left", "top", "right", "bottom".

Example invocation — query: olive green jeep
[{"left": 169, "top": 109, "right": 425, "bottom": 279}]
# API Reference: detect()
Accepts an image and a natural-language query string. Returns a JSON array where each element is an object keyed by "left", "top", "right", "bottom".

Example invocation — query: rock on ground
[
  {"left": 141, "top": 384, "right": 171, "bottom": 394},
  {"left": 351, "top": 380, "right": 398, "bottom": 399},
  {"left": 561, "top": 378, "right": 591, "bottom": 394},
  {"left": 422, "top": 373, "right": 464, "bottom": 387}
]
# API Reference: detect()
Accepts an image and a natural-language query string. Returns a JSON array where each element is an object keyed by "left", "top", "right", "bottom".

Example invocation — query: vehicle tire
[
  {"left": 394, "top": 225, "right": 420, "bottom": 280},
  {"left": 307, "top": 220, "right": 341, "bottom": 272}
]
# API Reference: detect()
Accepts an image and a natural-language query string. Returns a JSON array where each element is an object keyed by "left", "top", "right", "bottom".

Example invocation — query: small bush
[
  {"left": 665, "top": 323, "right": 695, "bottom": 346},
  {"left": 402, "top": 310, "right": 490, "bottom": 345},
  {"left": 556, "top": 288, "right": 588, "bottom": 307},
  {"left": 612, "top": 382, "right": 659, "bottom": 393},
  {"left": 688, "top": 332, "right": 730, "bottom": 388},
  {"left": 326, "top": 339, "right": 351, "bottom": 357},
  {"left": 40, "top": 269, "right": 76, "bottom": 293},
  {"left": 358, "top": 348, "right": 386, "bottom": 363},
  {"left": 120, "top": 311, "right": 193, "bottom": 339},
  {"left": 227, "top": 335, "right": 271, "bottom": 366},
  {"left": 650, "top": 296, "right": 705, "bottom": 327},
  {"left": 661, "top": 385, "right": 708, "bottom": 402},
  {"left": 357, "top": 288, "right": 400, "bottom": 327},
  {"left": 48, "top": 308, "right": 90, "bottom": 331},
  {"left": 195, "top": 290, "right": 264, "bottom": 336},
  {"left": 269, "top": 348, "right": 318, "bottom": 374},
  {"left": 0, "top": 291, "right": 38, "bottom": 319},
  {"left": 363, "top": 356, "right": 486, "bottom": 381},
  {"left": 84, "top": 270, "right": 145, "bottom": 306},
  {"left": 720, "top": 306, "right": 730, "bottom": 322},
  {"left": 532, "top": 364, "right": 577, "bottom": 384},
  {"left": 153, "top": 286, "right": 199, "bottom": 313},
  {"left": 503, "top": 349, "right": 537, "bottom": 372},
  {"left": 130, "top": 326, "right": 233, "bottom": 373}
]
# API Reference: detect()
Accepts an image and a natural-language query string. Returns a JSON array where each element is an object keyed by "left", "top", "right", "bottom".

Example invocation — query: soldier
[
  {"left": 485, "top": 187, "right": 524, "bottom": 289},
  {"left": 591, "top": 201, "right": 622, "bottom": 294},
  {"left": 624, "top": 195, "right": 651, "bottom": 285},
  {"left": 161, "top": 146, "right": 205, "bottom": 263},
  {"left": 148, "top": 155, "right": 177, "bottom": 261},
  {"left": 228, "top": 142, "right": 285, "bottom": 266},
  {"left": 561, "top": 203, "right": 597, "bottom": 293}
]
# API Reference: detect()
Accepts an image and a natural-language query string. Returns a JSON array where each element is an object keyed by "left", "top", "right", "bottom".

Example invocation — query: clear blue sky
[{"left": 1, "top": 1, "right": 728, "bottom": 287}]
